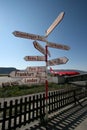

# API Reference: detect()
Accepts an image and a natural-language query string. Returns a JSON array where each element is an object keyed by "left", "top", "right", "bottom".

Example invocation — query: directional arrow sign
[
  {"left": 10, "top": 71, "right": 36, "bottom": 78},
  {"left": 22, "top": 78, "right": 40, "bottom": 84},
  {"left": 24, "top": 56, "right": 45, "bottom": 61},
  {"left": 45, "top": 12, "right": 65, "bottom": 37},
  {"left": 33, "top": 41, "right": 51, "bottom": 56},
  {"left": 47, "top": 57, "right": 69, "bottom": 66},
  {"left": 26, "top": 66, "right": 46, "bottom": 72},
  {"left": 13, "top": 31, "right": 70, "bottom": 51},
  {"left": 13, "top": 31, "right": 46, "bottom": 42},
  {"left": 47, "top": 42, "right": 70, "bottom": 50}
]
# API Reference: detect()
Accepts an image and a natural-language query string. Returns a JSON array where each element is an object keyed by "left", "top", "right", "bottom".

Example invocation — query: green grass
[{"left": 0, "top": 83, "right": 71, "bottom": 98}]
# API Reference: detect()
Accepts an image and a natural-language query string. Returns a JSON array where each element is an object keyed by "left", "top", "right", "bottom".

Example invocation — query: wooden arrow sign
[
  {"left": 47, "top": 42, "right": 70, "bottom": 50},
  {"left": 22, "top": 78, "right": 40, "bottom": 84},
  {"left": 24, "top": 56, "right": 45, "bottom": 61},
  {"left": 33, "top": 41, "right": 51, "bottom": 56},
  {"left": 9, "top": 70, "right": 36, "bottom": 78},
  {"left": 47, "top": 57, "right": 69, "bottom": 66},
  {"left": 13, "top": 31, "right": 46, "bottom": 42},
  {"left": 26, "top": 66, "right": 46, "bottom": 72},
  {"left": 45, "top": 12, "right": 65, "bottom": 37},
  {"left": 13, "top": 31, "right": 70, "bottom": 51}
]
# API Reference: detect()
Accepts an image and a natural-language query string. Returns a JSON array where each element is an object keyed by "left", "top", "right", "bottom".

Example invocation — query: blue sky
[{"left": 0, "top": 0, "right": 87, "bottom": 71}]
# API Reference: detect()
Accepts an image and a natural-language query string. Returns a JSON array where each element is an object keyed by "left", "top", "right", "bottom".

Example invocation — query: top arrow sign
[{"left": 45, "top": 12, "right": 65, "bottom": 37}]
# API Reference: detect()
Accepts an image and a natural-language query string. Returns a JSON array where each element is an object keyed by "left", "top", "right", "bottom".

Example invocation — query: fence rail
[{"left": 0, "top": 87, "right": 87, "bottom": 130}]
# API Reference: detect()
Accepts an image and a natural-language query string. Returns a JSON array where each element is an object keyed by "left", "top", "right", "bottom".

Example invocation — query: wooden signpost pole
[{"left": 45, "top": 45, "right": 48, "bottom": 122}]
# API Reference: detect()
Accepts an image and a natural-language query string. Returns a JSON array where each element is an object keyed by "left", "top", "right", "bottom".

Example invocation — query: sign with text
[
  {"left": 26, "top": 66, "right": 46, "bottom": 72},
  {"left": 24, "top": 56, "right": 45, "bottom": 61},
  {"left": 33, "top": 41, "right": 51, "bottom": 57},
  {"left": 47, "top": 57, "right": 69, "bottom": 66},
  {"left": 45, "top": 12, "right": 65, "bottom": 37},
  {"left": 13, "top": 31, "right": 46, "bottom": 42},
  {"left": 47, "top": 42, "right": 70, "bottom": 50},
  {"left": 39, "top": 78, "right": 46, "bottom": 84},
  {"left": 36, "top": 72, "right": 46, "bottom": 78},
  {"left": 10, "top": 70, "right": 46, "bottom": 78},
  {"left": 22, "top": 78, "right": 40, "bottom": 84},
  {"left": 10, "top": 71, "right": 36, "bottom": 78}
]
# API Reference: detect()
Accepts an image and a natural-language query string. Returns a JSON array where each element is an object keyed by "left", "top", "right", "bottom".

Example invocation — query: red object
[
  {"left": 45, "top": 45, "right": 48, "bottom": 100},
  {"left": 45, "top": 80, "right": 48, "bottom": 99},
  {"left": 50, "top": 67, "right": 80, "bottom": 76}
]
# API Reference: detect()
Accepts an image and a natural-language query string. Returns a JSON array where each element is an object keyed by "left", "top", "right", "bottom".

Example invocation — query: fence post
[
  {"left": 19, "top": 98, "right": 23, "bottom": 127},
  {"left": 2, "top": 101, "right": 7, "bottom": 130},
  {"left": 40, "top": 94, "right": 44, "bottom": 122},
  {"left": 73, "top": 89, "right": 83, "bottom": 107},
  {"left": 73, "top": 90, "right": 76, "bottom": 105},
  {"left": 8, "top": 100, "right": 13, "bottom": 129},
  {"left": 24, "top": 97, "right": 27, "bottom": 125},
  {"left": 14, "top": 99, "right": 18, "bottom": 129}
]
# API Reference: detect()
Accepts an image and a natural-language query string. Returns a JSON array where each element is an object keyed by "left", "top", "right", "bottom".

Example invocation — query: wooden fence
[{"left": 0, "top": 87, "right": 87, "bottom": 130}]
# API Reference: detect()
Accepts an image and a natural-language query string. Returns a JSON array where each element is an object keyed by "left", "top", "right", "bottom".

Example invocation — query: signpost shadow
[{"left": 27, "top": 99, "right": 87, "bottom": 130}]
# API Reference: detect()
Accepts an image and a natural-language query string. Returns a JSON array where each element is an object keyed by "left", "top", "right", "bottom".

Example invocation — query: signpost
[
  {"left": 45, "top": 12, "right": 65, "bottom": 37},
  {"left": 24, "top": 56, "right": 45, "bottom": 61},
  {"left": 13, "top": 11, "right": 71, "bottom": 123},
  {"left": 47, "top": 57, "right": 69, "bottom": 66}
]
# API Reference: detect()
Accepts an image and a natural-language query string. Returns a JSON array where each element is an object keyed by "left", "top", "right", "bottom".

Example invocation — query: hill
[{"left": 0, "top": 67, "right": 17, "bottom": 75}]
